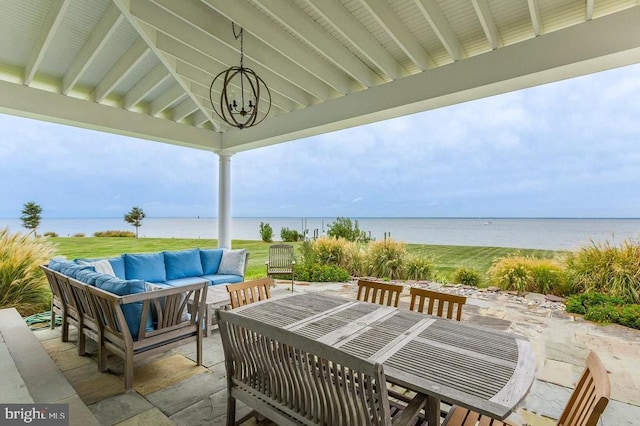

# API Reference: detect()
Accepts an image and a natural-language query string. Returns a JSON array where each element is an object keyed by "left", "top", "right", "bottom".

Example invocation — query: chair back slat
[
  {"left": 227, "top": 278, "right": 273, "bottom": 309},
  {"left": 409, "top": 288, "right": 466, "bottom": 321},
  {"left": 267, "top": 244, "right": 295, "bottom": 272},
  {"left": 557, "top": 351, "right": 610, "bottom": 426},
  {"left": 356, "top": 280, "right": 403, "bottom": 307},
  {"left": 217, "top": 309, "right": 392, "bottom": 425}
]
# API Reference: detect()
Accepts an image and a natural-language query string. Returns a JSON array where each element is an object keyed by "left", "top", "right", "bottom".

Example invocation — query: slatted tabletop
[{"left": 234, "top": 292, "right": 536, "bottom": 423}]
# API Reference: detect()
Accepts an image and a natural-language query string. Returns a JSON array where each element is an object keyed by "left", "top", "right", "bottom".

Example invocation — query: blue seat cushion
[
  {"left": 124, "top": 252, "right": 166, "bottom": 283},
  {"left": 200, "top": 249, "right": 223, "bottom": 275},
  {"left": 164, "top": 249, "right": 203, "bottom": 280},
  {"left": 201, "top": 274, "right": 244, "bottom": 285},
  {"left": 163, "top": 277, "right": 209, "bottom": 287},
  {"left": 95, "top": 276, "right": 152, "bottom": 340}
]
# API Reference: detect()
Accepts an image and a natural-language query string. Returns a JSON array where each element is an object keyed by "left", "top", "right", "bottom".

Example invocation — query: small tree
[
  {"left": 20, "top": 201, "right": 43, "bottom": 236},
  {"left": 327, "top": 217, "right": 370, "bottom": 242},
  {"left": 259, "top": 222, "right": 273, "bottom": 242},
  {"left": 124, "top": 206, "right": 146, "bottom": 238}
]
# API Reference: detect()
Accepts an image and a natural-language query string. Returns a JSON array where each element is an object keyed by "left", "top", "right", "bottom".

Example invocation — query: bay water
[{"left": 2, "top": 217, "right": 639, "bottom": 251}]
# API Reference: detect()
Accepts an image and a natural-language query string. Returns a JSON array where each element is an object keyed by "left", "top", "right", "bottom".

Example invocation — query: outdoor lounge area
[{"left": 2, "top": 279, "right": 639, "bottom": 425}]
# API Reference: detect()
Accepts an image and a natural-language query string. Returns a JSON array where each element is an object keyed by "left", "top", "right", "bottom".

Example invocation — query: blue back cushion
[
  {"left": 74, "top": 270, "right": 104, "bottom": 286},
  {"left": 124, "top": 252, "right": 166, "bottom": 282},
  {"left": 49, "top": 258, "right": 73, "bottom": 272},
  {"left": 164, "top": 249, "right": 203, "bottom": 280},
  {"left": 107, "top": 256, "right": 126, "bottom": 279},
  {"left": 200, "top": 249, "right": 224, "bottom": 275},
  {"left": 96, "top": 277, "right": 152, "bottom": 340}
]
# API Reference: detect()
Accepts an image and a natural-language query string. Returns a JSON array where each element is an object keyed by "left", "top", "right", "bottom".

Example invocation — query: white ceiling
[{"left": 1, "top": 0, "right": 639, "bottom": 154}]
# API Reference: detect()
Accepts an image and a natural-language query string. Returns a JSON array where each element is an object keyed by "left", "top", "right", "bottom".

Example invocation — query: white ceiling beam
[
  {"left": 304, "top": 0, "right": 404, "bottom": 80},
  {"left": 133, "top": 1, "right": 312, "bottom": 108},
  {"left": 202, "top": 0, "right": 357, "bottom": 94},
  {"left": 415, "top": 0, "right": 464, "bottom": 61},
  {"left": 62, "top": 4, "right": 124, "bottom": 95},
  {"left": 150, "top": 83, "right": 186, "bottom": 116},
  {"left": 221, "top": 6, "right": 640, "bottom": 152},
  {"left": 151, "top": 0, "right": 335, "bottom": 102},
  {"left": 0, "top": 79, "right": 219, "bottom": 151},
  {"left": 527, "top": 0, "right": 543, "bottom": 36},
  {"left": 123, "top": 63, "right": 171, "bottom": 109},
  {"left": 359, "top": 0, "right": 434, "bottom": 70},
  {"left": 24, "top": 0, "right": 71, "bottom": 85},
  {"left": 471, "top": 0, "right": 502, "bottom": 50},
  {"left": 156, "top": 34, "right": 299, "bottom": 112},
  {"left": 114, "top": 0, "right": 220, "bottom": 131},
  {"left": 192, "top": 110, "right": 209, "bottom": 127},
  {"left": 252, "top": 0, "right": 382, "bottom": 88},
  {"left": 173, "top": 99, "right": 198, "bottom": 122},
  {"left": 586, "top": 0, "right": 595, "bottom": 21},
  {"left": 93, "top": 39, "right": 151, "bottom": 102}
]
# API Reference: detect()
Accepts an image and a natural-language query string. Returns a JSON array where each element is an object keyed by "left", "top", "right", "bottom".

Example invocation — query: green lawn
[{"left": 49, "top": 238, "right": 563, "bottom": 283}]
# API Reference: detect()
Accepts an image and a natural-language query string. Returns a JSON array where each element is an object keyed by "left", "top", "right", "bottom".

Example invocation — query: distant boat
[{"left": 484, "top": 221, "right": 493, "bottom": 225}]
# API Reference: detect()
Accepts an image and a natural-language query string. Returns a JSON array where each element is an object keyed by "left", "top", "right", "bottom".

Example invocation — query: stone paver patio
[{"left": 26, "top": 281, "right": 640, "bottom": 425}]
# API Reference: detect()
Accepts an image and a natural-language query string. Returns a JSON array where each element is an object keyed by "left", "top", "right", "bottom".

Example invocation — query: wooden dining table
[{"left": 231, "top": 292, "right": 536, "bottom": 425}]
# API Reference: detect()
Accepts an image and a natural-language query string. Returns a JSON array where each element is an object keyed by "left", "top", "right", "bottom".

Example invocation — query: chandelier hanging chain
[{"left": 210, "top": 23, "right": 271, "bottom": 129}]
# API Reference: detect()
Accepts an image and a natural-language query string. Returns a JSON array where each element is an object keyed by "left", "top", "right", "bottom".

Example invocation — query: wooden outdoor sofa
[
  {"left": 41, "top": 264, "right": 208, "bottom": 392},
  {"left": 216, "top": 307, "right": 429, "bottom": 426}
]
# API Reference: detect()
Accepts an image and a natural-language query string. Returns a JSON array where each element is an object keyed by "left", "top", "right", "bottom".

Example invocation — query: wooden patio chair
[
  {"left": 356, "top": 279, "right": 403, "bottom": 307},
  {"left": 409, "top": 287, "right": 466, "bottom": 321},
  {"left": 443, "top": 351, "right": 611, "bottom": 426},
  {"left": 265, "top": 244, "right": 295, "bottom": 291},
  {"left": 227, "top": 278, "right": 273, "bottom": 309}
]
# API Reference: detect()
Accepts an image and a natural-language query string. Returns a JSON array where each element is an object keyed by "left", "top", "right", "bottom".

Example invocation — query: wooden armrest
[{"left": 392, "top": 392, "right": 428, "bottom": 426}]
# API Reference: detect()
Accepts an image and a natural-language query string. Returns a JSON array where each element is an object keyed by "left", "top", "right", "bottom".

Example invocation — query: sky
[{"left": 1, "top": 62, "right": 640, "bottom": 219}]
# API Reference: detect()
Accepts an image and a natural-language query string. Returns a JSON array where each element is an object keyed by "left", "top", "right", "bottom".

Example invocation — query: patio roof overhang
[
  {"left": 1, "top": 0, "right": 640, "bottom": 155},
  {"left": 2, "top": 0, "right": 640, "bottom": 248}
]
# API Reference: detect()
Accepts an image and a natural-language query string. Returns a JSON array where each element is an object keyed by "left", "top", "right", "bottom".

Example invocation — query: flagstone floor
[{"left": 31, "top": 281, "right": 640, "bottom": 425}]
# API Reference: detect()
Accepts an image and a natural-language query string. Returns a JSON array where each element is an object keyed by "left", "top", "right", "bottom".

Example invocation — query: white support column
[{"left": 218, "top": 153, "right": 232, "bottom": 249}]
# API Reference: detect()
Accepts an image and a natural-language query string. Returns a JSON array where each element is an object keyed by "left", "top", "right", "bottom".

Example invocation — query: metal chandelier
[{"left": 209, "top": 24, "right": 271, "bottom": 130}]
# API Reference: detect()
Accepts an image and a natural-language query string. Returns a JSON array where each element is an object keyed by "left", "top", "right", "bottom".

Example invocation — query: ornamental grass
[{"left": 0, "top": 228, "right": 56, "bottom": 316}]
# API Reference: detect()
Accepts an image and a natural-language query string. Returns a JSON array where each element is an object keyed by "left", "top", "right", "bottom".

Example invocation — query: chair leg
[
  {"left": 196, "top": 333, "right": 203, "bottom": 366},
  {"left": 50, "top": 306, "right": 56, "bottom": 329},
  {"left": 124, "top": 352, "right": 134, "bottom": 393},
  {"left": 97, "top": 339, "right": 107, "bottom": 372},
  {"left": 226, "top": 394, "right": 236, "bottom": 426},
  {"left": 61, "top": 314, "right": 69, "bottom": 342},
  {"left": 78, "top": 330, "right": 86, "bottom": 356}
]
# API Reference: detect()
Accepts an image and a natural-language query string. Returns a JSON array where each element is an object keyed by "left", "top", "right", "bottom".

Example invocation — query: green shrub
[
  {"left": 618, "top": 305, "right": 640, "bottom": 329},
  {"left": 93, "top": 230, "right": 135, "bottom": 237},
  {"left": 488, "top": 255, "right": 567, "bottom": 294},
  {"left": 294, "top": 263, "right": 350, "bottom": 282},
  {"left": 0, "top": 228, "right": 56, "bottom": 316},
  {"left": 280, "top": 227, "right": 303, "bottom": 242},
  {"left": 404, "top": 256, "right": 434, "bottom": 280},
  {"left": 566, "top": 240, "right": 640, "bottom": 303},
  {"left": 73, "top": 233, "right": 85, "bottom": 238},
  {"left": 259, "top": 222, "right": 273, "bottom": 243},
  {"left": 565, "top": 292, "right": 640, "bottom": 329},
  {"left": 43, "top": 231, "right": 58, "bottom": 238},
  {"left": 365, "top": 239, "right": 406, "bottom": 280},
  {"left": 584, "top": 304, "right": 620, "bottom": 324},
  {"left": 451, "top": 267, "right": 481, "bottom": 286}
]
